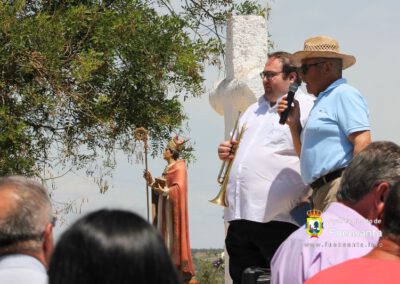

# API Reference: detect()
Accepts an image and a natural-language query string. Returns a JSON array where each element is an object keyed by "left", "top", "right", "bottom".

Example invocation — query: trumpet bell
[
  {"left": 208, "top": 196, "right": 228, "bottom": 207},
  {"left": 209, "top": 176, "right": 229, "bottom": 207},
  {"left": 209, "top": 188, "right": 228, "bottom": 207}
]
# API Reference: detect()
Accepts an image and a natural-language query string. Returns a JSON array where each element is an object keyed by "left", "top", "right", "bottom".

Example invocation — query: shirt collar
[
  {"left": 259, "top": 94, "right": 284, "bottom": 111},
  {"left": 0, "top": 254, "right": 46, "bottom": 273},
  {"left": 325, "top": 202, "right": 381, "bottom": 232},
  {"left": 317, "top": 78, "right": 347, "bottom": 100}
]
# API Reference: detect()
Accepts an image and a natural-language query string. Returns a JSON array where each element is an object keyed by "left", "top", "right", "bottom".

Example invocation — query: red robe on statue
[{"left": 156, "top": 159, "right": 195, "bottom": 277}]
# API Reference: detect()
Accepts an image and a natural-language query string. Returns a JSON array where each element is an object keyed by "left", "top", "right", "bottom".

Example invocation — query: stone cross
[
  {"left": 208, "top": 15, "right": 269, "bottom": 284},
  {"left": 209, "top": 15, "right": 269, "bottom": 139}
]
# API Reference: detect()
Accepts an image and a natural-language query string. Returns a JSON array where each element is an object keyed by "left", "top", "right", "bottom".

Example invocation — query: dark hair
[
  {"left": 268, "top": 51, "right": 301, "bottom": 85},
  {"left": 337, "top": 141, "right": 400, "bottom": 203},
  {"left": 48, "top": 209, "right": 179, "bottom": 284},
  {"left": 167, "top": 147, "right": 180, "bottom": 160},
  {"left": 171, "top": 149, "right": 180, "bottom": 160},
  {"left": 382, "top": 181, "right": 400, "bottom": 241}
]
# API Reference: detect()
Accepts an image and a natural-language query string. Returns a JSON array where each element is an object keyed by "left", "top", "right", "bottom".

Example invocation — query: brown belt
[{"left": 310, "top": 168, "right": 345, "bottom": 190}]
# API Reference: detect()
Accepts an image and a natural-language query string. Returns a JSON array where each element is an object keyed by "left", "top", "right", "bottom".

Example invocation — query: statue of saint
[{"left": 144, "top": 136, "right": 197, "bottom": 283}]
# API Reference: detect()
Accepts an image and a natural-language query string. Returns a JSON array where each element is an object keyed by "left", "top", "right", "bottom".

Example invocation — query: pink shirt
[{"left": 271, "top": 202, "right": 381, "bottom": 284}]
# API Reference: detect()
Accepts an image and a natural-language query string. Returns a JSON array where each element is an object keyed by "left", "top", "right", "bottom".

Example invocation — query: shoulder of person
[
  {"left": 247, "top": 96, "right": 265, "bottom": 111},
  {"left": 237, "top": 98, "right": 260, "bottom": 121},
  {"left": 172, "top": 159, "right": 187, "bottom": 170},
  {"left": 334, "top": 81, "right": 363, "bottom": 98}
]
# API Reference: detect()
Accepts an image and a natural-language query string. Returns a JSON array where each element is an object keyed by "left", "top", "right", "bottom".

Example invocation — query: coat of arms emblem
[{"left": 305, "top": 209, "right": 323, "bottom": 238}]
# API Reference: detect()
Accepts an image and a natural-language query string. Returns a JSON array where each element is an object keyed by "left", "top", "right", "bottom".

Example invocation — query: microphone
[{"left": 279, "top": 83, "right": 299, "bottom": 125}]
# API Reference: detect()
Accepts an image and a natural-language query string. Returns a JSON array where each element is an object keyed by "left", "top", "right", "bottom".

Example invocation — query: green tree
[{"left": 0, "top": 0, "right": 266, "bottom": 186}]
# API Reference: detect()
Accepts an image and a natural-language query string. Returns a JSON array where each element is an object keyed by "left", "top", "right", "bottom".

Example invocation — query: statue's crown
[{"left": 167, "top": 135, "right": 186, "bottom": 152}]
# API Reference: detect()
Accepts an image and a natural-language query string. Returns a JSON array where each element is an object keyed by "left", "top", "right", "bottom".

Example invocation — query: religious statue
[{"left": 144, "top": 136, "right": 197, "bottom": 284}]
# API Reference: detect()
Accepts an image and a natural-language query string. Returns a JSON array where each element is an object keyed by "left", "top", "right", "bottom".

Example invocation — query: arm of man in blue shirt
[{"left": 348, "top": 130, "right": 371, "bottom": 155}]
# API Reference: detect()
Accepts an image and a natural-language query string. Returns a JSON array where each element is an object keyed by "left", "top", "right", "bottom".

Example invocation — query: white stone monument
[
  {"left": 209, "top": 15, "right": 269, "bottom": 139},
  {"left": 209, "top": 15, "right": 269, "bottom": 284}
]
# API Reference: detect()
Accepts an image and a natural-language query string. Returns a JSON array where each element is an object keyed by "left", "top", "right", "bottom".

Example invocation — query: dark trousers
[{"left": 225, "top": 220, "right": 298, "bottom": 284}]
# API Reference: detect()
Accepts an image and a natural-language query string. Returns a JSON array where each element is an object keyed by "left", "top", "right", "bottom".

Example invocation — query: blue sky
[{"left": 52, "top": 0, "right": 400, "bottom": 248}]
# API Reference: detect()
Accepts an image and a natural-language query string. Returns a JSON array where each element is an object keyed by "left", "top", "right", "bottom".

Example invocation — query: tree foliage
[{"left": 0, "top": 0, "right": 266, "bottom": 185}]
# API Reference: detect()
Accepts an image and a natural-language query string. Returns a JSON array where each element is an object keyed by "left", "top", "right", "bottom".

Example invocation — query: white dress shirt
[{"left": 224, "top": 90, "right": 314, "bottom": 224}]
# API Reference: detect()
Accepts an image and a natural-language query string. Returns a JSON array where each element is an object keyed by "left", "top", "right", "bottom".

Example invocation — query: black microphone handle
[{"left": 279, "top": 91, "right": 295, "bottom": 125}]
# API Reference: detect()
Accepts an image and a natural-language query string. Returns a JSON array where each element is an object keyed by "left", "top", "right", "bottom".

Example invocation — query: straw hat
[{"left": 291, "top": 36, "right": 356, "bottom": 69}]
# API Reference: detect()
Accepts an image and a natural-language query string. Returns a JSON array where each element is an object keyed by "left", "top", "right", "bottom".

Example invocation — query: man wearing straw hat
[{"left": 278, "top": 35, "right": 371, "bottom": 211}]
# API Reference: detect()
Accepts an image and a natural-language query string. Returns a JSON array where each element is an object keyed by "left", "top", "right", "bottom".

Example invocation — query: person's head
[
  {"left": 337, "top": 141, "right": 400, "bottom": 221},
  {"left": 0, "top": 176, "right": 54, "bottom": 267},
  {"left": 260, "top": 51, "right": 300, "bottom": 103},
  {"left": 381, "top": 181, "right": 400, "bottom": 243},
  {"left": 163, "top": 147, "right": 180, "bottom": 161},
  {"left": 291, "top": 35, "right": 355, "bottom": 96},
  {"left": 48, "top": 209, "right": 179, "bottom": 284},
  {"left": 164, "top": 136, "right": 185, "bottom": 161}
]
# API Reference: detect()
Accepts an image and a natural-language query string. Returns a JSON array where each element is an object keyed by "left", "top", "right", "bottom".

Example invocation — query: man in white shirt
[
  {"left": 218, "top": 52, "right": 314, "bottom": 284},
  {"left": 0, "top": 176, "right": 54, "bottom": 284}
]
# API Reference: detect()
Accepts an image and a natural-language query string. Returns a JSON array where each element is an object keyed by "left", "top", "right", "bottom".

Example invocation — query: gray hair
[
  {"left": 337, "top": 141, "right": 400, "bottom": 203},
  {"left": 0, "top": 176, "right": 52, "bottom": 248}
]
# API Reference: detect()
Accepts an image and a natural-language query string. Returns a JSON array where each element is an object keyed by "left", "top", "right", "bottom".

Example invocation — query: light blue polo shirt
[{"left": 300, "top": 78, "right": 370, "bottom": 184}]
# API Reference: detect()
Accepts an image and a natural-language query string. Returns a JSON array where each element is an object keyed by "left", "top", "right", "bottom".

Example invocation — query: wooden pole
[{"left": 134, "top": 127, "right": 150, "bottom": 222}]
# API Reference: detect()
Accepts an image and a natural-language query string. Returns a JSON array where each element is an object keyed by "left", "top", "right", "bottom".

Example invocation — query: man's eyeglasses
[
  {"left": 259, "top": 71, "right": 283, "bottom": 79},
  {"left": 300, "top": 61, "right": 326, "bottom": 75}
]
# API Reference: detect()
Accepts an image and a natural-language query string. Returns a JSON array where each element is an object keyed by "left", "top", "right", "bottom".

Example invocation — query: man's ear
[
  {"left": 375, "top": 182, "right": 390, "bottom": 216},
  {"left": 42, "top": 223, "right": 54, "bottom": 269},
  {"left": 322, "top": 61, "right": 331, "bottom": 74},
  {"left": 288, "top": 71, "right": 297, "bottom": 84}
]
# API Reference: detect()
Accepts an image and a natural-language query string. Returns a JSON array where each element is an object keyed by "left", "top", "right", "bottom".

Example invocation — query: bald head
[{"left": 0, "top": 187, "right": 18, "bottom": 222}]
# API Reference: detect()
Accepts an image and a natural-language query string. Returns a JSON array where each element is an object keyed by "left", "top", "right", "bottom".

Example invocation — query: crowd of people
[
  {"left": 0, "top": 137, "right": 196, "bottom": 284},
  {"left": 0, "top": 176, "right": 179, "bottom": 284},
  {"left": 1, "top": 34, "right": 399, "bottom": 284}
]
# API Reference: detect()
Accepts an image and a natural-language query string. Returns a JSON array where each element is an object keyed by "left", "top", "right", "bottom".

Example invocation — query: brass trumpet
[{"left": 210, "top": 114, "right": 246, "bottom": 207}]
